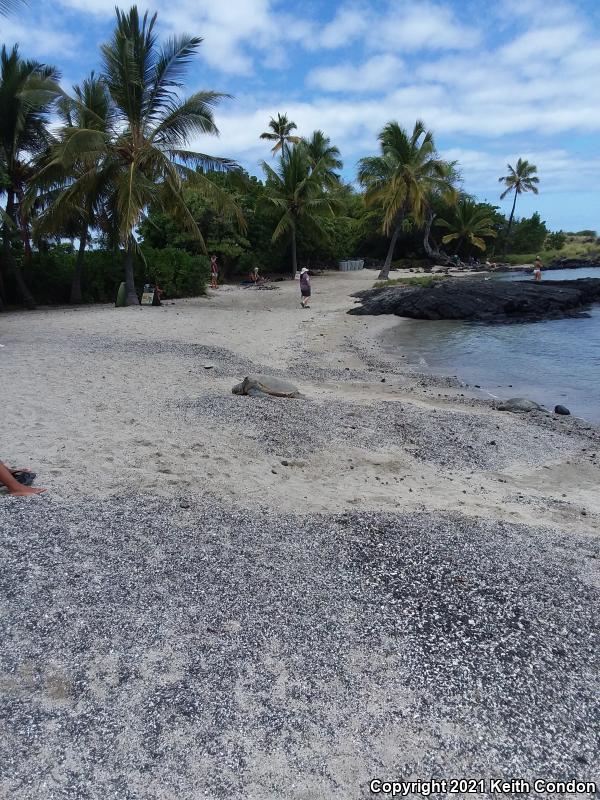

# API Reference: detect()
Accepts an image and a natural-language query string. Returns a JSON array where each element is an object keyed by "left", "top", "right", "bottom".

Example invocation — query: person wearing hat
[{"left": 299, "top": 267, "right": 311, "bottom": 308}]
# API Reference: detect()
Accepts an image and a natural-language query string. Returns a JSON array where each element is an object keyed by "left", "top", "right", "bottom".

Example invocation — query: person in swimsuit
[
  {"left": 0, "top": 460, "right": 46, "bottom": 496},
  {"left": 299, "top": 267, "right": 311, "bottom": 308},
  {"left": 533, "top": 256, "right": 542, "bottom": 281},
  {"left": 210, "top": 255, "right": 219, "bottom": 289}
]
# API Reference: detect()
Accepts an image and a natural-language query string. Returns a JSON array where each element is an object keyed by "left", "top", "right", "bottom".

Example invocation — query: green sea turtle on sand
[
  {"left": 498, "top": 398, "right": 545, "bottom": 412},
  {"left": 232, "top": 375, "right": 303, "bottom": 398}
]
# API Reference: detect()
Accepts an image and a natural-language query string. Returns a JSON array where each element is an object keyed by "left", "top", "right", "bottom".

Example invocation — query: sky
[{"left": 1, "top": 0, "right": 599, "bottom": 231}]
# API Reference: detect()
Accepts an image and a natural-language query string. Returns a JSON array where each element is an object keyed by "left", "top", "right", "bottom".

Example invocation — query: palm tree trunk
[
  {"left": 291, "top": 227, "right": 298, "bottom": 279},
  {"left": 123, "top": 242, "right": 139, "bottom": 306},
  {"left": 16, "top": 185, "right": 33, "bottom": 267},
  {"left": 3, "top": 191, "right": 35, "bottom": 309},
  {"left": 378, "top": 222, "right": 401, "bottom": 280},
  {"left": 70, "top": 224, "right": 88, "bottom": 304},
  {"left": 502, "top": 191, "right": 518, "bottom": 256},
  {"left": 0, "top": 267, "right": 6, "bottom": 311},
  {"left": 423, "top": 213, "right": 451, "bottom": 265}
]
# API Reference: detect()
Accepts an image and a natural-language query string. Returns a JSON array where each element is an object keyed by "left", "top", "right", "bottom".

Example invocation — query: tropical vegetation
[
  {"left": 498, "top": 158, "right": 540, "bottom": 255},
  {"left": 436, "top": 198, "right": 497, "bottom": 254},
  {"left": 260, "top": 113, "right": 301, "bottom": 157},
  {"left": 358, "top": 120, "right": 453, "bottom": 279},
  {"left": 0, "top": 3, "right": 577, "bottom": 311}
]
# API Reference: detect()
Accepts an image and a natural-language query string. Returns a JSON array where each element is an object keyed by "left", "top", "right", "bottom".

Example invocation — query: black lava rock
[
  {"left": 554, "top": 405, "right": 571, "bottom": 415},
  {"left": 349, "top": 278, "right": 600, "bottom": 323}
]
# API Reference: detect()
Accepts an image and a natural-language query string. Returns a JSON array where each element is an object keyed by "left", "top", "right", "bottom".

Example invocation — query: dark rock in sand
[
  {"left": 555, "top": 404, "right": 571, "bottom": 415},
  {"left": 349, "top": 278, "right": 600, "bottom": 322}
]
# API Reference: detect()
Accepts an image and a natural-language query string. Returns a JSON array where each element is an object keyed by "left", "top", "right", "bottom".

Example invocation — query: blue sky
[{"left": 2, "top": 0, "right": 599, "bottom": 230}]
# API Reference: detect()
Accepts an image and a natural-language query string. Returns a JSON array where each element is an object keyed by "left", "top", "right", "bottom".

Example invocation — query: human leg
[{"left": 0, "top": 460, "right": 46, "bottom": 496}]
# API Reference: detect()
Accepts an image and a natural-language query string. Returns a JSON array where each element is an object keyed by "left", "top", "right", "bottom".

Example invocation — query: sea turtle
[
  {"left": 498, "top": 397, "right": 544, "bottom": 413},
  {"left": 232, "top": 374, "right": 303, "bottom": 398}
]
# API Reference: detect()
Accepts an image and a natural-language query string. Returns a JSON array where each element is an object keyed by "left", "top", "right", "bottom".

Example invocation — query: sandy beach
[
  {"left": 2, "top": 270, "right": 599, "bottom": 526},
  {"left": 1, "top": 271, "right": 599, "bottom": 797}
]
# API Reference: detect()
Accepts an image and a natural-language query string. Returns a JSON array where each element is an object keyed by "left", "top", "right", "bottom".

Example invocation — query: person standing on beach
[
  {"left": 299, "top": 267, "right": 311, "bottom": 308},
  {"left": 534, "top": 256, "right": 542, "bottom": 281},
  {"left": 210, "top": 255, "right": 219, "bottom": 289}
]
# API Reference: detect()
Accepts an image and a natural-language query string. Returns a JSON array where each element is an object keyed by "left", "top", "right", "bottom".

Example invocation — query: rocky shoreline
[{"left": 349, "top": 278, "right": 600, "bottom": 322}]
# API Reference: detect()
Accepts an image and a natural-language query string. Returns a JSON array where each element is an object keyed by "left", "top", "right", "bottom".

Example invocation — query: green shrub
[
  {"left": 3, "top": 244, "right": 209, "bottom": 306},
  {"left": 545, "top": 231, "right": 566, "bottom": 250},
  {"left": 140, "top": 246, "right": 210, "bottom": 297}
]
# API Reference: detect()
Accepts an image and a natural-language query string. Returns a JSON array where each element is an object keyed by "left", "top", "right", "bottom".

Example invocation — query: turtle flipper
[{"left": 246, "top": 387, "right": 268, "bottom": 397}]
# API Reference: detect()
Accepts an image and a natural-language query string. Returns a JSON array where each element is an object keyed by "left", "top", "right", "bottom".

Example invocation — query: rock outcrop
[{"left": 348, "top": 279, "right": 600, "bottom": 323}]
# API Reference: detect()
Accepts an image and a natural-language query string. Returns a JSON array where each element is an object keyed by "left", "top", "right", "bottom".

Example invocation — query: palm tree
[
  {"left": 35, "top": 73, "right": 115, "bottom": 304},
  {"left": 436, "top": 198, "right": 497, "bottom": 255},
  {"left": 260, "top": 113, "right": 301, "bottom": 158},
  {"left": 358, "top": 120, "right": 448, "bottom": 280},
  {"left": 498, "top": 158, "right": 539, "bottom": 255},
  {"left": 301, "top": 130, "right": 342, "bottom": 187},
  {"left": 261, "top": 145, "right": 337, "bottom": 278},
  {"left": 44, "top": 6, "right": 240, "bottom": 305},
  {"left": 422, "top": 160, "right": 460, "bottom": 265},
  {"left": 0, "top": 45, "right": 60, "bottom": 308},
  {"left": 0, "top": 0, "right": 25, "bottom": 15}
]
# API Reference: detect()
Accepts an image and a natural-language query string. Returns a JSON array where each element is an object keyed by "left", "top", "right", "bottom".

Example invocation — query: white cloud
[
  {"left": 7, "top": 0, "right": 600, "bottom": 207},
  {"left": 369, "top": 2, "right": 481, "bottom": 52},
  {"left": 499, "top": 23, "right": 584, "bottom": 62},
  {"left": 0, "top": 18, "right": 79, "bottom": 59},
  {"left": 443, "top": 147, "right": 600, "bottom": 194},
  {"left": 316, "top": 0, "right": 481, "bottom": 53},
  {"left": 307, "top": 54, "right": 404, "bottom": 93},
  {"left": 318, "top": 5, "right": 366, "bottom": 48},
  {"left": 56, "top": 0, "right": 289, "bottom": 75},
  {"left": 57, "top": 0, "right": 131, "bottom": 14},
  {"left": 495, "top": 0, "right": 575, "bottom": 26}
]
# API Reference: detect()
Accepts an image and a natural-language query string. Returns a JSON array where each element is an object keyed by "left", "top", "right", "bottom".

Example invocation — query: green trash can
[{"left": 115, "top": 281, "right": 127, "bottom": 307}]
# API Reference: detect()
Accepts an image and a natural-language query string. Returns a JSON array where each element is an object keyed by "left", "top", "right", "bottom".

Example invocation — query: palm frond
[{"left": 152, "top": 90, "right": 228, "bottom": 146}]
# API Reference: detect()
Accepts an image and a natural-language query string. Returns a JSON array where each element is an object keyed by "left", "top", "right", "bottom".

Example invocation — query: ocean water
[{"left": 381, "top": 267, "right": 600, "bottom": 422}]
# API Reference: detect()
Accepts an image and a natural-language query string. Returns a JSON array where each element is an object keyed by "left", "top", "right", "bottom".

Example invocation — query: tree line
[{"left": 1, "top": 4, "right": 560, "bottom": 308}]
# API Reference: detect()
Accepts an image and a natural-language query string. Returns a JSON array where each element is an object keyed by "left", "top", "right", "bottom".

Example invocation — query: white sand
[{"left": 1, "top": 270, "right": 599, "bottom": 533}]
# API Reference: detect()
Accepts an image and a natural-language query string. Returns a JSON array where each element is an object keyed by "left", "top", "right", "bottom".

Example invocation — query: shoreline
[
  {"left": 1, "top": 269, "right": 599, "bottom": 524},
  {"left": 1, "top": 270, "right": 599, "bottom": 794},
  {"left": 377, "top": 311, "right": 600, "bottom": 424}
]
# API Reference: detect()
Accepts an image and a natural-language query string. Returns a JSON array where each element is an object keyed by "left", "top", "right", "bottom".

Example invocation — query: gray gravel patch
[
  {"left": 175, "top": 390, "right": 585, "bottom": 471},
  {"left": 0, "top": 497, "right": 599, "bottom": 798},
  {"left": 74, "top": 336, "right": 262, "bottom": 377}
]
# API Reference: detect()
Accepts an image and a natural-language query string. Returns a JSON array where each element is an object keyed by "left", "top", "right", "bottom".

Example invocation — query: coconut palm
[
  {"left": 44, "top": 6, "right": 240, "bottom": 305},
  {"left": 301, "top": 130, "right": 342, "bottom": 187},
  {"left": 35, "top": 72, "right": 115, "bottom": 303},
  {"left": 0, "top": 44, "right": 60, "bottom": 308},
  {"left": 421, "top": 160, "right": 460, "bottom": 264},
  {"left": 358, "top": 120, "right": 448, "bottom": 280},
  {"left": 498, "top": 158, "right": 539, "bottom": 254},
  {"left": 0, "top": 0, "right": 25, "bottom": 15},
  {"left": 259, "top": 113, "right": 301, "bottom": 158},
  {"left": 436, "top": 198, "right": 497, "bottom": 255},
  {"left": 261, "top": 145, "right": 337, "bottom": 278}
]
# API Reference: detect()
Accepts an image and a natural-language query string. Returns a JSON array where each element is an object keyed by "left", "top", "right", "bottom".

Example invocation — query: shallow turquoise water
[{"left": 382, "top": 267, "right": 600, "bottom": 422}]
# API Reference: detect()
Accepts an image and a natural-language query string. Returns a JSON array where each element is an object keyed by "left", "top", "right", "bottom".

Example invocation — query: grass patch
[
  {"left": 374, "top": 274, "right": 449, "bottom": 288},
  {"left": 502, "top": 240, "right": 600, "bottom": 266}
]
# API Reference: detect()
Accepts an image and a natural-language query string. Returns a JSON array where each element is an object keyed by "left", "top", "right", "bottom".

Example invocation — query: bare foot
[{"left": 9, "top": 486, "right": 47, "bottom": 497}]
